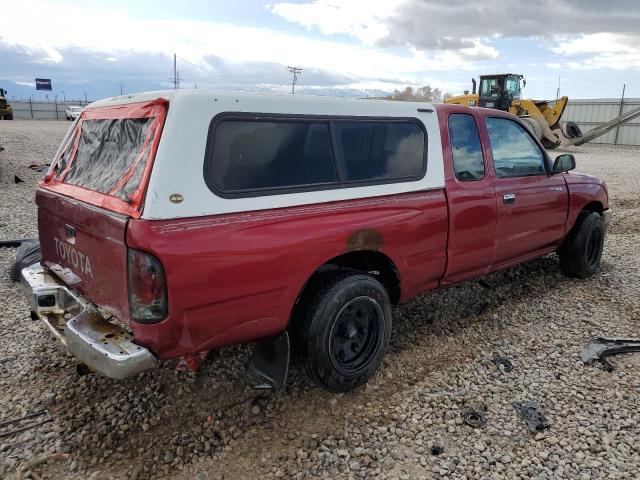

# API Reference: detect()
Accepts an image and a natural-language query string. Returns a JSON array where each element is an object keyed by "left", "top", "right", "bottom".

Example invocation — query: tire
[
  {"left": 562, "top": 121, "right": 582, "bottom": 139},
  {"left": 9, "top": 240, "right": 41, "bottom": 282},
  {"left": 520, "top": 116, "right": 543, "bottom": 140},
  {"left": 5, "top": 114, "right": 13, "bottom": 120},
  {"left": 559, "top": 212, "right": 604, "bottom": 278},
  {"left": 291, "top": 272, "right": 392, "bottom": 392}
]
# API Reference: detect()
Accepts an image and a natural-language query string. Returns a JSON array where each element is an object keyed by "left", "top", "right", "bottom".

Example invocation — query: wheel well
[
  {"left": 290, "top": 251, "right": 401, "bottom": 326},
  {"left": 581, "top": 201, "right": 603, "bottom": 215}
]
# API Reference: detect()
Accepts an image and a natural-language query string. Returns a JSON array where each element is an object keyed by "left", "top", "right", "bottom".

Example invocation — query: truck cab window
[
  {"left": 448, "top": 114, "right": 485, "bottom": 181},
  {"left": 486, "top": 117, "right": 546, "bottom": 178}
]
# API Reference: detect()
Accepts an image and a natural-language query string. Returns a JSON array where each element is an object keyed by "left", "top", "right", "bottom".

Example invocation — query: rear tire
[
  {"left": 9, "top": 241, "right": 41, "bottom": 282},
  {"left": 5, "top": 114, "right": 13, "bottom": 120},
  {"left": 291, "top": 272, "right": 392, "bottom": 392},
  {"left": 559, "top": 212, "right": 604, "bottom": 278}
]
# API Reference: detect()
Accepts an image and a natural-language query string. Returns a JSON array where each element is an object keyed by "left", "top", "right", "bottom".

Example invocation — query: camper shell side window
[{"left": 203, "top": 112, "right": 428, "bottom": 198}]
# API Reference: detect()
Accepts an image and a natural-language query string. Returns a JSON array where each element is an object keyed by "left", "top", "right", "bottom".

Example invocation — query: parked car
[
  {"left": 19, "top": 90, "right": 611, "bottom": 392},
  {"left": 65, "top": 105, "right": 83, "bottom": 120}
]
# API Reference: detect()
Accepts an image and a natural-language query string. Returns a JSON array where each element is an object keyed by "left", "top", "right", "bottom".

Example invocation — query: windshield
[{"left": 504, "top": 76, "right": 522, "bottom": 100}]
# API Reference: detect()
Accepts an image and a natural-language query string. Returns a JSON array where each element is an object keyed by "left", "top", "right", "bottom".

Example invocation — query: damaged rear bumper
[{"left": 21, "top": 263, "right": 156, "bottom": 379}]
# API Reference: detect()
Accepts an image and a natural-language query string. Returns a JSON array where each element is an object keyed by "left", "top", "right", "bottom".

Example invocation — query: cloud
[
  {"left": 0, "top": 0, "right": 493, "bottom": 97},
  {"left": 550, "top": 33, "right": 640, "bottom": 70},
  {"left": 270, "top": 0, "right": 640, "bottom": 69}
]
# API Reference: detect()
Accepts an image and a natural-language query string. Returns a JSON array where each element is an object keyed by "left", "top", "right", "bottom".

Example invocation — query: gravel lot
[{"left": 1, "top": 120, "right": 639, "bottom": 480}]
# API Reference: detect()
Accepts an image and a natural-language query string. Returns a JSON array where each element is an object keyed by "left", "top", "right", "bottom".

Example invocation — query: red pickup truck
[{"left": 19, "top": 91, "right": 611, "bottom": 392}]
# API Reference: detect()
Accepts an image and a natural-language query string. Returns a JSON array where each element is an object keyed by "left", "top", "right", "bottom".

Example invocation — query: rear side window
[
  {"left": 206, "top": 120, "right": 336, "bottom": 192},
  {"left": 204, "top": 115, "right": 427, "bottom": 197},
  {"left": 332, "top": 121, "right": 425, "bottom": 182},
  {"left": 448, "top": 114, "right": 484, "bottom": 181}
]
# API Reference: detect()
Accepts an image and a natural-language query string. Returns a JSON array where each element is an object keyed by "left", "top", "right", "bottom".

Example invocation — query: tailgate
[{"left": 37, "top": 188, "right": 131, "bottom": 325}]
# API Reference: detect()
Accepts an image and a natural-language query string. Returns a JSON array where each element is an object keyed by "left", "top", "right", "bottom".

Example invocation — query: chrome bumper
[
  {"left": 602, "top": 209, "right": 613, "bottom": 227},
  {"left": 21, "top": 263, "right": 156, "bottom": 379}
]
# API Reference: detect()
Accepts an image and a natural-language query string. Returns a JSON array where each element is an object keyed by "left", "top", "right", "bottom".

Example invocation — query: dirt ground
[{"left": 0, "top": 120, "right": 639, "bottom": 480}]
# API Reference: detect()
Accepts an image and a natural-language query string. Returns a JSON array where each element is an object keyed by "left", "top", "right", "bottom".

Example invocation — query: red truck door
[
  {"left": 483, "top": 116, "right": 568, "bottom": 266},
  {"left": 441, "top": 111, "right": 497, "bottom": 284}
]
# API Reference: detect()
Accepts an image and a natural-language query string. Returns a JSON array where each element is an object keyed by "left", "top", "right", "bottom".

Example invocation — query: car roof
[{"left": 86, "top": 89, "right": 436, "bottom": 114}]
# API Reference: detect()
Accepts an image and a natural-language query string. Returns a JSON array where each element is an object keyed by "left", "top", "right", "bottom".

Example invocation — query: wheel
[
  {"left": 520, "top": 116, "right": 543, "bottom": 140},
  {"left": 5, "top": 113, "right": 13, "bottom": 120},
  {"left": 291, "top": 272, "right": 392, "bottom": 392},
  {"left": 10, "top": 240, "right": 41, "bottom": 282},
  {"left": 559, "top": 212, "right": 605, "bottom": 278}
]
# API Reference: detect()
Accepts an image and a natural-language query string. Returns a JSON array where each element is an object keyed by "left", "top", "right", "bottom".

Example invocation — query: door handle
[{"left": 503, "top": 193, "right": 516, "bottom": 204}]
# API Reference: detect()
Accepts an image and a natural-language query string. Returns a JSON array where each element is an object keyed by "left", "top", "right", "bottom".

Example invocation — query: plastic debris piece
[{"left": 514, "top": 401, "right": 550, "bottom": 432}]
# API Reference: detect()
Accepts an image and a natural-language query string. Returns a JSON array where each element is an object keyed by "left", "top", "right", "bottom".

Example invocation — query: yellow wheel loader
[
  {"left": 445, "top": 74, "right": 574, "bottom": 149},
  {"left": 0, "top": 88, "right": 13, "bottom": 120}
]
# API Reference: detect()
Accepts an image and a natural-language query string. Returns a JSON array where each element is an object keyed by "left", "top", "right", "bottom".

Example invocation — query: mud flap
[{"left": 248, "top": 332, "right": 290, "bottom": 390}]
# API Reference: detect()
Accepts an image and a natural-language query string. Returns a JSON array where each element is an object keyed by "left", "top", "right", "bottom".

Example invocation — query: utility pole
[
  {"left": 83, "top": 91, "right": 88, "bottom": 103},
  {"left": 62, "top": 90, "right": 66, "bottom": 102},
  {"left": 287, "top": 66, "right": 303, "bottom": 94},
  {"left": 172, "top": 53, "right": 180, "bottom": 90},
  {"left": 120, "top": 82, "right": 124, "bottom": 95},
  {"left": 556, "top": 76, "right": 560, "bottom": 99}
]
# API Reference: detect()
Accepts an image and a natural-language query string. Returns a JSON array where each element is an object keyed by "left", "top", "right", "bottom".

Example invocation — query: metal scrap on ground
[
  {"left": 581, "top": 337, "right": 640, "bottom": 372},
  {"left": 0, "top": 410, "right": 53, "bottom": 439}
]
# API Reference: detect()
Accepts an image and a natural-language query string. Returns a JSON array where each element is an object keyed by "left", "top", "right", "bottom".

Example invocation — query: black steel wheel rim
[
  {"left": 328, "top": 296, "right": 384, "bottom": 374},
  {"left": 586, "top": 228, "right": 602, "bottom": 266}
]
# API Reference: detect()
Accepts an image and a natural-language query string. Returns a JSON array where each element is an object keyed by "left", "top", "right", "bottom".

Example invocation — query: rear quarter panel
[{"left": 127, "top": 191, "right": 448, "bottom": 358}]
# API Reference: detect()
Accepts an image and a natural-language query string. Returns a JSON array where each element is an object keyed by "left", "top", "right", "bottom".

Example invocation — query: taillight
[{"left": 127, "top": 248, "right": 167, "bottom": 323}]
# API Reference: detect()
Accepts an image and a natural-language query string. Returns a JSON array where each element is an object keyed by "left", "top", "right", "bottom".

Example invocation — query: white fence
[{"left": 563, "top": 98, "right": 640, "bottom": 146}]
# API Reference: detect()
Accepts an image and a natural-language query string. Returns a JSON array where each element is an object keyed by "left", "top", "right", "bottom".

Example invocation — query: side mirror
[{"left": 553, "top": 154, "right": 576, "bottom": 173}]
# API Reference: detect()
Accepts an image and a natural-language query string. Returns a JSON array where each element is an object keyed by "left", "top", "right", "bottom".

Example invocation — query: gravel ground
[{"left": 1, "top": 120, "right": 639, "bottom": 480}]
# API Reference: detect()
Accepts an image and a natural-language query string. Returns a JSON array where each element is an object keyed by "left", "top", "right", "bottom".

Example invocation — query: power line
[{"left": 287, "top": 66, "right": 303, "bottom": 94}]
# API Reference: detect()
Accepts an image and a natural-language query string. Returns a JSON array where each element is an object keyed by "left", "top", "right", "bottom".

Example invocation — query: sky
[{"left": 1, "top": 0, "right": 639, "bottom": 101}]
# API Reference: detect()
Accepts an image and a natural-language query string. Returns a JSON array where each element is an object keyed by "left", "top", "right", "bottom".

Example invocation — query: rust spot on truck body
[{"left": 347, "top": 228, "right": 383, "bottom": 252}]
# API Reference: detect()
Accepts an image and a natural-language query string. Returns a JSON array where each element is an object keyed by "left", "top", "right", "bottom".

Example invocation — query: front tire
[
  {"left": 292, "top": 272, "right": 392, "bottom": 392},
  {"left": 559, "top": 212, "right": 605, "bottom": 278}
]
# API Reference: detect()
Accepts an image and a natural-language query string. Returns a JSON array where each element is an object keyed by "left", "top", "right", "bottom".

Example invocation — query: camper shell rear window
[
  {"left": 42, "top": 99, "right": 167, "bottom": 217},
  {"left": 204, "top": 113, "right": 427, "bottom": 198}
]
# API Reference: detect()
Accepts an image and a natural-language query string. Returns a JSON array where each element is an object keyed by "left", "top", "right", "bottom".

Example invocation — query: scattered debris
[
  {"left": 0, "top": 146, "right": 5, "bottom": 152},
  {"left": 28, "top": 162, "right": 50, "bottom": 173},
  {"left": 0, "top": 238, "right": 37, "bottom": 248},
  {"left": 514, "top": 401, "right": 550, "bottom": 432},
  {"left": 0, "top": 357, "right": 16, "bottom": 365},
  {"left": 461, "top": 408, "right": 488, "bottom": 428},
  {"left": 491, "top": 356, "right": 514, "bottom": 372},
  {"left": 175, "top": 350, "right": 210, "bottom": 373},
  {"left": 0, "top": 410, "right": 53, "bottom": 439},
  {"left": 477, "top": 301, "right": 490, "bottom": 315},
  {"left": 430, "top": 445, "right": 445, "bottom": 456},
  {"left": 581, "top": 337, "right": 640, "bottom": 372},
  {"left": 478, "top": 279, "right": 492, "bottom": 289},
  {"left": 14, "top": 175, "right": 24, "bottom": 184}
]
